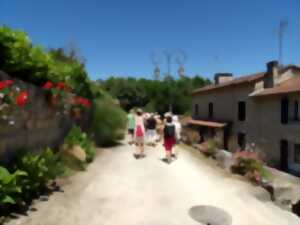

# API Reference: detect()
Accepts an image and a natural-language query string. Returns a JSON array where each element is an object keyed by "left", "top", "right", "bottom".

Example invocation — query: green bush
[
  {"left": 0, "top": 167, "right": 27, "bottom": 206},
  {"left": 11, "top": 148, "right": 63, "bottom": 200},
  {"left": 100, "top": 76, "right": 211, "bottom": 114},
  {"left": 231, "top": 150, "right": 270, "bottom": 184},
  {"left": 64, "top": 126, "right": 96, "bottom": 163},
  {"left": 0, "top": 26, "right": 92, "bottom": 98},
  {"left": 199, "top": 138, "right": 219, "bottom": 157},
  {"left": 90, "top": 97, "right": 127, "bottom": 146}
]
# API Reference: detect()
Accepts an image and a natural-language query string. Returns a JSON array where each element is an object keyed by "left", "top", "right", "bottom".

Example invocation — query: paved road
[{"left": 7, "top": 140, "right": 300, "bottom": 225}]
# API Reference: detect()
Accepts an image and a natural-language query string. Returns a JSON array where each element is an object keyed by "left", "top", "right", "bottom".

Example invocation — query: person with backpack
[
  {"left": 134, "top": 109, "right": 146, "bottom": 159},
  {"left": 162, "top": 116, "right": 176, "bottom": 163}
]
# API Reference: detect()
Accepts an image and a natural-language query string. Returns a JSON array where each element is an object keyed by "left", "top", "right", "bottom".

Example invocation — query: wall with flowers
[{"left": 0, "top": 71, "right": 92, "bottom": 164}]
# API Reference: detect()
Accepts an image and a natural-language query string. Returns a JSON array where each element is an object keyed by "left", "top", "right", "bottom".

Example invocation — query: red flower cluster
[
  {"left": 0, "top": 80, "right": 14, "bottom": 89},
  {"left": 42, "top": 81, "right": 71, "bottom": 91},
  {"left": 56, "top": 82, "right": 66, "bottom": 90},
  {"left": 42, "top": 81, "right": 53, "bottom": 89},
  {"left": 74, "top": 97, "right": 91, "bottom": 108},
  {"left": 16, "top": 91, "right": 29, "bottom": 106}
]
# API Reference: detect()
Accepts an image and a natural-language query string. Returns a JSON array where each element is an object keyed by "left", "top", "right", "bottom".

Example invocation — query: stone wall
[{"left": 0, "top": 71, "right": 91, "bottom": 164}]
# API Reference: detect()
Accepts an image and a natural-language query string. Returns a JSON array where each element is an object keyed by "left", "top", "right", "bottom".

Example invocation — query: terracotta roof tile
[
  {"left": 192, "top": 72, "right": 264, "bottom": 95},
  {"left": 192, "top": 65, "right": 300, "bottom": 96},
  {"left": 253, "top": 75, "right": 300, "bottom": 96}
]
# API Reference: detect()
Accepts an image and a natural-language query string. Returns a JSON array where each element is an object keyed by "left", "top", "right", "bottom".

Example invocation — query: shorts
[
  {"left": 135, "top": 136, "right": 144, "bottom": 145},
  {"left": 164, "top": 137, "right": 175, "bottom": 151},
  {"left": 146, "top": 129, "right": 157, "bottom": 142},
  {"left": 128, "top": 129, "right": 134, "bottom": 135}
]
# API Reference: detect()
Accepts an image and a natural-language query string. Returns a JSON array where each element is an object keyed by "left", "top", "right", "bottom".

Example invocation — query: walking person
[
  {"left": 134, "top": 109, "right": 146, "bottom": 159},
  {"left": 172, "top": 115, "right": 182, "bottom": 142},
  {"left": 162, "top": 116, "right": 176, "bottom": 164},
  {"left": 155, "top": 114, "right": 164, "bottom": 142},
  {"left": 146, "top": 114, "right": 157, "bottom": 147},
  {"left": 127, "top": 109, "right": 135, "bottom": 145},
  {"left": 172, "top": 115, "right": 182, "bottom": 157}
]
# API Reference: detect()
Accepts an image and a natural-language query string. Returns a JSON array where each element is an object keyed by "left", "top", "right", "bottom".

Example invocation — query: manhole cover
[{"left": 189, "top": 205, "right": 232, "bottom": 225}]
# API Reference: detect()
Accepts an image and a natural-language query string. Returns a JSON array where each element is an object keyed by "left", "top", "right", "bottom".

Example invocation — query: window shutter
[{"left": 281, "top": 97, "right": 289, "bottom": 124}]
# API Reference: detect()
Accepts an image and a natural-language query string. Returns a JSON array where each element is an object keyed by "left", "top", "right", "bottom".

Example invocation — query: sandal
[{"left": 133, "top": 154, "right": 140, "bottom": 159}]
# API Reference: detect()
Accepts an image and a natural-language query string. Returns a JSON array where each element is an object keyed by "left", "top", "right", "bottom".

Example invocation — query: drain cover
[{"left": 189, "top": 205, "right": 232, "bottom": 225}]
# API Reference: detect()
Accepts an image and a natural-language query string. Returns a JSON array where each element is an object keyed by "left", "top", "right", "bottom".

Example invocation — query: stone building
[{"left": 190, "top": 61, "right": 300, "bottom": 174}]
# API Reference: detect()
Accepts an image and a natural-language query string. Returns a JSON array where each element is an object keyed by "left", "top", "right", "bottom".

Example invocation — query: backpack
[
  {"left": 164, "top": 124, "right": 175, "bottom": 138},
  {"left": 135, "top": 124, "right": 144, "bottom": 137}
]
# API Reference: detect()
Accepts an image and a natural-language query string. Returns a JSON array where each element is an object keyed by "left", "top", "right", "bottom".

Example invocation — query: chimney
[
  {"left": 264, "top": 60, "right": 279, "bottom": 88},
  {"left": 214, "top": 73, "right": 233, "bottom": 85}
]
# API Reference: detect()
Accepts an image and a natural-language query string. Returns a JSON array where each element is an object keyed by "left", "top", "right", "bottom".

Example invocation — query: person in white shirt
[
  {"left": 172, "top": 115, "right": 182, "bottom": 142},
  {"left": 172, "top": 115, "right": 182, "bottom": 158}
]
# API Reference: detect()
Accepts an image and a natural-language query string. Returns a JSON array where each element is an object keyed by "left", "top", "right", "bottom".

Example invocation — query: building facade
[{"left": 191, "top": 61, "right": 300, "bottom": 174}]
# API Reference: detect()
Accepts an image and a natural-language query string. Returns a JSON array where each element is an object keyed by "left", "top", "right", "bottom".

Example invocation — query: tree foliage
[
  {"left": 0, "top": 26, "right": 92, "bottom": 98},
  {"left": 99, "top": 76, "right": 210, "bottom": 114}
]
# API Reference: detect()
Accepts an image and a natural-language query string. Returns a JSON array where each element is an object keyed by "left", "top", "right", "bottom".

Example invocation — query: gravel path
[{"left": 6, "top": 140, "right": 300, "bottom": 225}]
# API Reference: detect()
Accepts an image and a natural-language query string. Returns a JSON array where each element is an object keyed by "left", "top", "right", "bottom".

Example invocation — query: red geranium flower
[
  {"left": 16, "top": 91, "right": 29, "bottom": 106},
  {"left": 0, "top": 81, "right": 7, "bottom": 90},
  {"left": 75, "top": 97, "right": 91, "bottom": 108},
  {"left": 4, "top": 80, "right": 14, "bottom": 86},
  {"left": 42, "top": 81, "right": 53, "bottom": 89},
  {"left": 56, "top": 82, "right": 66, "bottom": 90}
]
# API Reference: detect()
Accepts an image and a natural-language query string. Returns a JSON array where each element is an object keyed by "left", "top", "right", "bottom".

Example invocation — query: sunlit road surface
[{"left": 7, "top": 138, "right": 300, "bottom": 225}]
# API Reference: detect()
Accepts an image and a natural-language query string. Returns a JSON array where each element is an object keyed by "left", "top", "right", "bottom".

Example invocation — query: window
[
  {"left": 280, "top": 140, "right": 289, "bottom": 171},
  {"left": 210, "top": 128, "right": 215, "bottom": 137},
  {"left": 208, "top": 102, "right": 213, "bottom": 118},
  {"left": 238, "top": 101, "right": 246, "bottom": 121},
  {"left": 294, "top": 101, "right": 299, "bottom": 121},
  {"left": 237, "top": 132, "right": 246, "bottom": 150},
  {"left": 281, "top": 97, "right": 289, "bottom": 124},
  {"left": 294, "top": 144, "right": 300, "bottom": 164},
  {"left": 194, "top": 104, "right": 199, "bottom": 116}
]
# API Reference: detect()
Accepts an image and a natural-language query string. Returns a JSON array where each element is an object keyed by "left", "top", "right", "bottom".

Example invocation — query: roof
[
  {"left": 182, "top": 117, "right": 227, "bottom": 128},
  {"left": 192, "top": 72, "right": 264, "bottom": 96},
  {"left": 192, "top": 65, "right": 300, "bottom": 96},
  {"left": 253, "top": 75, "right": 300, "bottom": 97}
]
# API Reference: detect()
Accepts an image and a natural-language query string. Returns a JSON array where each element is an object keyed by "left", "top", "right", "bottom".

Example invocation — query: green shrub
[
  {"left": 199, "top": 138, "right": 219, "bottom": 157},
  {"left": 64, "top": 126, "right": 96, "bottom": 163},
  {"left": 11, "top": 148, "right": 63, "bottom": 200},
  {"left": 0, "top": 26, "right": 92, "bottom": 98},
  {"left": 182, "top": 128, "right": 200, "bottom": 145},
  {"left": 90, "top": 97, "right": 127, "bottom": 146},
  {"left": 0, "top": 167, "right": 27, "bottom": 206},
  {"left": 40, "top": 148, "right": 65, "bottom": 179},
  {"left": 231, "top": 150, "right": 270, "bottom": 184}
]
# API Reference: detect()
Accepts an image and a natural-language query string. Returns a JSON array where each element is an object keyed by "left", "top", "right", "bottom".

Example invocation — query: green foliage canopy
[
  {"left": 99, "top": 75, "right": 210, "bottom": 114},
  {"left": 0, "top": 26, "right": 92, "bottom": 98}
]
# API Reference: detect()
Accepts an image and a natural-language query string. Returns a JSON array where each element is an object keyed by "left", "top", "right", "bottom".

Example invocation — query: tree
[{"left": 99, "top": 75, "right": 210, "bottom": 115}]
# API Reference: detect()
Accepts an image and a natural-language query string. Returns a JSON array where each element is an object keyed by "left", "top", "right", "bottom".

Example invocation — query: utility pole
[
  {"left": 278, "top": 20, "right": 288, "bottom": 67},
  {"left": 150, "top": 49, "right": 187, "bottom": 113},
  {"left": 163, "top": 50, "right": 172, "bottom": 77}
]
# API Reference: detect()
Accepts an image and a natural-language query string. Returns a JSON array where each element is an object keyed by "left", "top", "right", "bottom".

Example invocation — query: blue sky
[{"left": 1, "top": 0, "right": 300, "bottom": 80}]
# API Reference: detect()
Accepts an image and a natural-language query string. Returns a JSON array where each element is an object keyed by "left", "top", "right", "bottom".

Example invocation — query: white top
[{"left": 172, "top": 115, "right": 182, "bottom": 140}]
